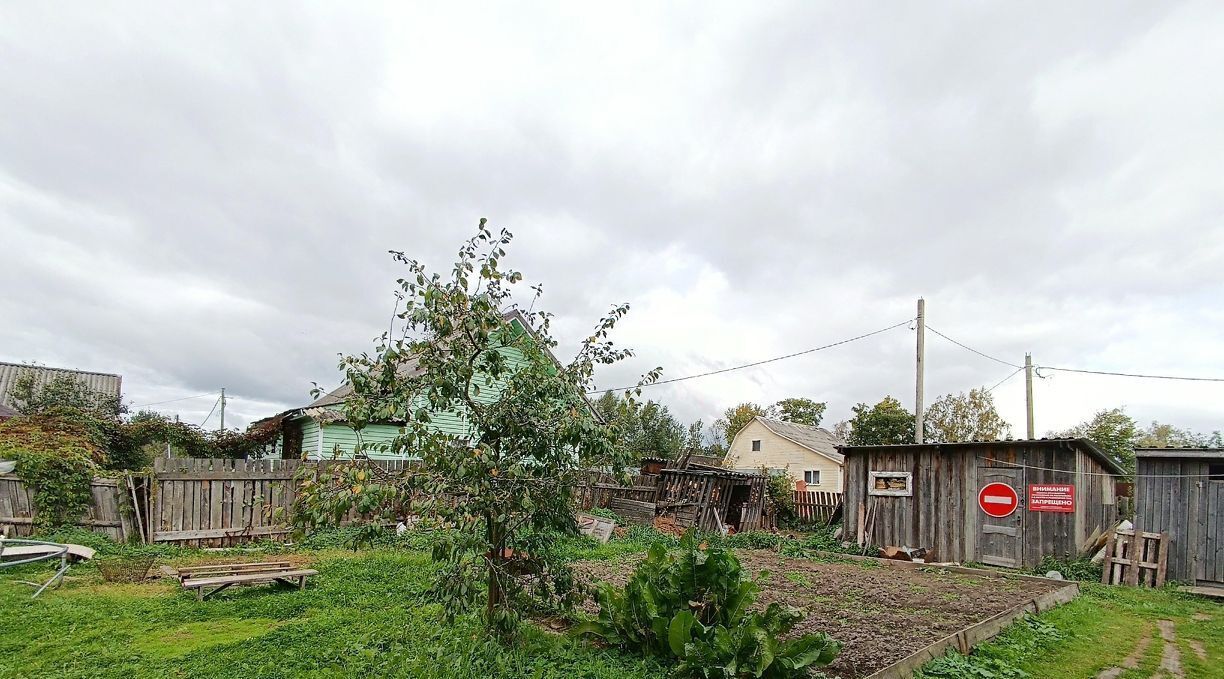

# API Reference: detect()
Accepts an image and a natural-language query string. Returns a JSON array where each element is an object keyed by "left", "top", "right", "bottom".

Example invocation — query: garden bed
[{"left": 573, "top": 550, "right": 1075, "bottom": 678}]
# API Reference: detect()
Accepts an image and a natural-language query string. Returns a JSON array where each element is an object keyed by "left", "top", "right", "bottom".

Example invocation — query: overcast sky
[{"left": 2, "top": 2, "right": 1222, "bottom": 437}]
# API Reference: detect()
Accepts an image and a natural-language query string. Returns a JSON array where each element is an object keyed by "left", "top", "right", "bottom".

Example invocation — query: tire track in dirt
[{"left": 1099, "top": 620, "right": 1185, "bottom": 679}]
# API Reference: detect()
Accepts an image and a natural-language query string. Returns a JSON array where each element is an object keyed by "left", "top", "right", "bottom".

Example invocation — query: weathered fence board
[
  {"left": 793, "top": 490, "right": 842, "bottom": 524},
  {"left": 0, "top": 473, "right": 133, "bottom": 541}
]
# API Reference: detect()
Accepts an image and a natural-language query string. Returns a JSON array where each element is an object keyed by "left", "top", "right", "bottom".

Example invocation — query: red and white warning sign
[
  {"left": 1028, "top": 484, "right": 1075, "bottom": 513},
  {"left": 978, "top": 482, "right": 1019, "bottom": 517}
]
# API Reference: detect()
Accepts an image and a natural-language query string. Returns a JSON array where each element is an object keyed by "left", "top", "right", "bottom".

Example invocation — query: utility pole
[
  {"left": 1024, "top": 353, "right": 1034, "bottom": 439},
  {"left": 915, "top": 297, "right": 925, "bottom": 444},
  {"left": 219, "top": 388, "right": 226, "bottom": 432}
]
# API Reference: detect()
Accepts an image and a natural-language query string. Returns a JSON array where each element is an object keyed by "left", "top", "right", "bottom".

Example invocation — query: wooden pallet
[
  {"left": 1101, "top": 528, "right": 1168, "bottom": 587},
  {"left": 169, "top": 561, "right": 318, "bottom": 600}
]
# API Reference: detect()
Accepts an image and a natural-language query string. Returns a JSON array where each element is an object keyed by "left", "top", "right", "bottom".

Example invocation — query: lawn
[
  {"left": 1, "top": 527, "right": 1220, "bottom": 679},
  {"left": 0, "top": 546, "right": 666, "bottom": 679},
  {"left": 916, "top": 582, "right": 1224, "bottom": 679}
]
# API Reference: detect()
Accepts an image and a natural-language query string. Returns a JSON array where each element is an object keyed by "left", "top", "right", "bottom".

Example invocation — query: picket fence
[{"left": 792, "top": 490, "right": 843, "bottom": 524}]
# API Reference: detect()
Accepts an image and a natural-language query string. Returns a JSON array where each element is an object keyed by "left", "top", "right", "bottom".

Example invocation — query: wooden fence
[
  {"left": 150, "top": 457, "right": 305, "bottom": 547},
  {"left": 575, "top": 473, "right": 659, "bottom": 510},
  {"left": 792, "top": 490, "right": 842, "bottom": 524},
  {"left": 0, "top": 473, "right": 136, "bottom": 541},
  {"left": 3, "top": 458, "right": 777, "bottom": 545}
]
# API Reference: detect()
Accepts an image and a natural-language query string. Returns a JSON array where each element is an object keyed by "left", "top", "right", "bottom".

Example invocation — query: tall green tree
[
  {"left": 294, "top": 221, "right": 657, "bottom": 637},
  {"left": 714, "top": 402, "right": 774, "bottom": 447},
  {"left": 923, "top": 388, "right": 1011, "bottom": 443},
  {"left": 1137, "top": 421, "right": 1222, "bottom": 449},
  {"left": 1056, "top": 408, "right": 1140, "bottom": 474},
  {"left": 629, "top": 400, "right": 685, "bottom": 458},
  {"left": 594, "top": 391, "right": 692, "bottom": 459},
  {"left": 774, "top": 397, "right": 827, "bottom": 427},
  {"left": 845, "top": 396, "right": 915, "bottom": 446}
]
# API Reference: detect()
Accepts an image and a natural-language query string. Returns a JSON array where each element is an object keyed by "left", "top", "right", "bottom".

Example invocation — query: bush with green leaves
[
  {"left": 0, "top": 416, "right": 103, "bottom": 526},
  {"left": 574, "top": 531, "right": 839, "bottom": 678}
]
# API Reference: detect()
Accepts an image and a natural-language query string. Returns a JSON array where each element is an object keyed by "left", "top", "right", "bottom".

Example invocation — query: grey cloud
[{"left": 1, "top": 2, "right": 1222, "bottom": 434}]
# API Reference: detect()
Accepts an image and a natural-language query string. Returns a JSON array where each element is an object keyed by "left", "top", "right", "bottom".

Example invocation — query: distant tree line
[{"left": 617, "top": 384, "right": 1218, "bottom": 477}]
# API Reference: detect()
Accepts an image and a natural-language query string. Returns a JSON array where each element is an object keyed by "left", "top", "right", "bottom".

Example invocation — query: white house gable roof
[{"left": 754, "top": 417, "right": 844, "bottom": 464}]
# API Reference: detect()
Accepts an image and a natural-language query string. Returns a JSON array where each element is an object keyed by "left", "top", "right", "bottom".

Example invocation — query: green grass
[
  {"left": 0, "top": 549, "right": 667, "bottom": 679},
  {"left": 917, "top": 584, "right": 1224, "bottom": 679}
]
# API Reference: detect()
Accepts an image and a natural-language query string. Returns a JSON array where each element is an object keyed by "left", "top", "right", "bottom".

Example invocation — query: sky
[{"left": 1, "top": 2, "right": 1222, "bottom": 437}]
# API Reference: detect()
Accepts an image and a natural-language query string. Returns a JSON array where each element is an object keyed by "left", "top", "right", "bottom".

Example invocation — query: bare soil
[{"left": 573, "top": 550, "right": 1066, "bottom": 678}]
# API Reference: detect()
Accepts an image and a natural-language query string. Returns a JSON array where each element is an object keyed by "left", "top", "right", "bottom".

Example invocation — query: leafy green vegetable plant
[{"left": 574, "top": 531, "right": 839, "bottom": 678}]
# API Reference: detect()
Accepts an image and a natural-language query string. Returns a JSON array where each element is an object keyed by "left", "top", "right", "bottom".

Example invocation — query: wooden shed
[
  {"left": 842, "top": 439, "right": 1124, "bottom": 569},
  {"left": 1133, "top": 448, "right": 1224, "bottom": 588}
]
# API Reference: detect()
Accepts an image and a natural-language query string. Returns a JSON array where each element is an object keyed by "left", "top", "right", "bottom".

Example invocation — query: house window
[
  {"left": 751, "top": 440, "right": 761, "bottom": 452},
  {"left": 804, "top": 470, "right": 821, "bottom": 485},
  {"left": 1210, "top": 463, "right": 1224, "bottom": 482}
]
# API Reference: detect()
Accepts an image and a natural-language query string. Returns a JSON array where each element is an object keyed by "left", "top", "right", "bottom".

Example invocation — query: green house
[{"left": 264, "top": 310, "right": 579, "bottom": 460}]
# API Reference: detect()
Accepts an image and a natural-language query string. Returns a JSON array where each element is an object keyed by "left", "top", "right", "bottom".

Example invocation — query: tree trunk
[{"left": 486, "top": 511, "right": 505, "bottom": 627}]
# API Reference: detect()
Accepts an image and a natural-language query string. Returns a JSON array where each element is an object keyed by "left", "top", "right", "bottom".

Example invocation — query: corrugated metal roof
[
  {"left": 755, "top": 417, "right": 845, "bottom": 464},
  {"left": 0, "top": 361, "right": 122, "bottom": 410}
]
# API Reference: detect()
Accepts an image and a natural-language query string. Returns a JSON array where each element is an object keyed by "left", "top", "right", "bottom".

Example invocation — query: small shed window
[
  {"left": 868, "top": 471, "right": 913, "bottom": 497},
  {"left": 804, "top": 470, "right": 821, "bottom": 485},
  {"left": 1210, "top": 463, "right": 1224, "bottom": 481},
  {"left": 751, "top": 440, "right": 761, "bottom": 452}
]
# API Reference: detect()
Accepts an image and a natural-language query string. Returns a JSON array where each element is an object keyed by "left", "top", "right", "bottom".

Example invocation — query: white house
[{"left": 724, "top": 416, "right": 845, "bottom": 492}]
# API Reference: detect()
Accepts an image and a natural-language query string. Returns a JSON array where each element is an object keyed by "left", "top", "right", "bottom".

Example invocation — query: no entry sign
[
  {"left": 1029, "top": 484, "right": 1075, "bottom": 513},
  {"left": 978, "top": 482, "right": 1019, "bottom": 517}
]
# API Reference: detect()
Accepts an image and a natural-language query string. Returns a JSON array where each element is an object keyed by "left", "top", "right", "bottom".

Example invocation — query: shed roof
[
  {"left": 839, "top": 437, "right": 1126, "bottom": 476},
  {"left": 0, "top": 361, "right": 122, "bottom": 410},
  {"left": 1135, "top": 447, "right": 1224, "bottom": 460},
  {"left": 753, "top": 417, "right": 844, "bottom": 464}
]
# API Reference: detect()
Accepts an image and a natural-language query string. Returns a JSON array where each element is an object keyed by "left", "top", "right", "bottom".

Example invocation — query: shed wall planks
[{"left": 842, "top": 441, "right": 1120, "bottom": 569}]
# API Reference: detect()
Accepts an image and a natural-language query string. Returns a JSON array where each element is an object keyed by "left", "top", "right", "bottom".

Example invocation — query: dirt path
[{"left": 1095, "top": 619, "right": 1184, "bottom": 679}]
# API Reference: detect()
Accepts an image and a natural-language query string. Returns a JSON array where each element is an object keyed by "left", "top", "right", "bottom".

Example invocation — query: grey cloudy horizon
[{"left": 2, "top": 2, "right": 1222, "bottom": 437}]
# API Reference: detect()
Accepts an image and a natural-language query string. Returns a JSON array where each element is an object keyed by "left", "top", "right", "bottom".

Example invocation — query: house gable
[{"left": 725, "top": 417, "right": 845, "bottom": 491}]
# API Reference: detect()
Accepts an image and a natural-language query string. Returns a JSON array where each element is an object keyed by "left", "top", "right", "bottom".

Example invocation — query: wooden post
[
  {"left": 1101, "top": 532, "right": 1115, "bottom": 584},
  {"left": 1024, "top": 353, "right": 1035, "bottom": 439},
  {"left": 1126, "top": 529, "right": 1142, "bottom": 586},
  {"left": 915, "top": 297, "right": 926, "bottom": 444}
]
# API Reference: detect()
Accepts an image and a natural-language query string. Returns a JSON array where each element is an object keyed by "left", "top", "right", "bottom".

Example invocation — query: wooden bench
[{"left": 170, "top": 561, "right": 318, "bottom": 600}]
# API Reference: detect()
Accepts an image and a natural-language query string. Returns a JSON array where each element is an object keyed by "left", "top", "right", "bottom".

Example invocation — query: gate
[
  {"left": 1204, "top": 479, "right": 1224, "bottom": 585},
  {"left": 976, "top": 466, "right": 1024, "bottom": 568}
]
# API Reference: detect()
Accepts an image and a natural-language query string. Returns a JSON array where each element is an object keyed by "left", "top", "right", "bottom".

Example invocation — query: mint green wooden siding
[
  {"left": 309, "top": 342, "right": 536, "bottom": 459},
  {"left": 318, "top": 423, "right": 406, "bottom": 460},
  {"left": 301, "top": 419, "right": 321, "bottom": 457}
]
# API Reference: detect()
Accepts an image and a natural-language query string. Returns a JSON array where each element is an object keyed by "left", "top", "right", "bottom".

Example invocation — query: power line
[
  {"left": 925, "top": 325, "right": 1021, "bottom": 369},
  {"left": 1035, "top": 366, "right": 1224, "bottom": 383},
  {"left": 986, "top": 367, "right": 1024, "bottom": 393},
  {"left": 132, "top": 392, "right": 219, "bottom": 408},
  {"left": 589, "top": 318, "right": 915, "bottom": 394},
  {"left": 199, "top": 395, "right": 221, "bottom": 427},
  {"left": 978, "top": 456, "right": 1220, "bottom": 479}
]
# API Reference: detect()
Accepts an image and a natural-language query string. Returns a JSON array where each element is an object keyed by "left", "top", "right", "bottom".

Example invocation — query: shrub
[
  {"left": 1032, "top": 555, "right": 1101, "bottom": 582},
  {"left": 0, "top": 416, "right": 103, "bottom": 526},
  {"left": 574, "top": 531, "right": 839, "bottom": 678}
]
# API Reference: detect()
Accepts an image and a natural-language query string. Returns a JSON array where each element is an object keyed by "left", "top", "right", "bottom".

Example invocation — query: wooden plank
[
  {"left": 0, "top": 516, "right": 122, "bottom": 527},
  {"left": 154, "top": 525, "right": 293, "bottom": 541},
  {"left": 182, "top": 568, "right": 317, "bottom": 589},
  {"left": 176, "top": 561, "right": 292, "bottom": 576},
  {"left": 1126, "top": 528, "right": 1142, "bottom": 586},
  {"left": 1101, "top": 532, "right": 1116, "bottom": 585}
]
